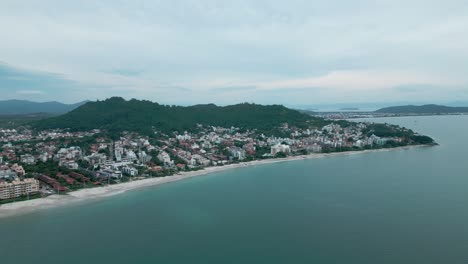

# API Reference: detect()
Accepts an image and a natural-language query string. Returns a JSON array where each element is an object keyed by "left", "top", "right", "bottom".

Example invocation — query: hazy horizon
[
  {"left": 2, "top": 97, "right": 468, "bottom": 112},
  {"left": 1, "top": 1, "right": 467, "bottom": 105}
]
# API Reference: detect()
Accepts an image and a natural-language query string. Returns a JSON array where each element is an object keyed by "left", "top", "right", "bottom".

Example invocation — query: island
[
  {"left": 310, "top": 104, "right": 468, "bottom": 119},
  {"left": 0, "top": 97, "right": 435, "bottom": 206}
]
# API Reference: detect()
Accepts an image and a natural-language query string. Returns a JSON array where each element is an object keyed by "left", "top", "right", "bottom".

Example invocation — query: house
[{"left": 10, "top": 164, "right": 25, "bottom": 177}]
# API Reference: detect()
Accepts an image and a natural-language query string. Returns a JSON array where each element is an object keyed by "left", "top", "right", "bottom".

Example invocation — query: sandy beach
[{"left": 0, "top": 145, "right": 429, "bottom": 218}]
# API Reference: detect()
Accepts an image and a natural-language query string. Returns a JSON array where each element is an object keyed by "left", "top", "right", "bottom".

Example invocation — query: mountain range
[{"left": 0, "top": 100, "right": 88, "bottom": 115}]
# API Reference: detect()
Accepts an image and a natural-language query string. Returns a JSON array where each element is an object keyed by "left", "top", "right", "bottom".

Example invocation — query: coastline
[{"left": 0, "top": 145, "right": 430, "bottom": 219}]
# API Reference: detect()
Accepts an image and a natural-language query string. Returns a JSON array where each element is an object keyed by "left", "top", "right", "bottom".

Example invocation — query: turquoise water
[{"left": 1, "top": 115, "right": 468, "bottom": 263}]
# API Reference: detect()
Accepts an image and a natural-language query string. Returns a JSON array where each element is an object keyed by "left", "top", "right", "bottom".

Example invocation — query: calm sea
[{"left": 1, "top": 115, "right": 467, "bottom": 264}]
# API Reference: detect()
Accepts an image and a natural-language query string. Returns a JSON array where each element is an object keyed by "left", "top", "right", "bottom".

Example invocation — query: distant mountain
[
  {"left": 375, "top": 104, "right": 468, "bottom": 114},
  {"left": 34, "top": 97, "right": 331, "bottom": 135},
  {"left": 0, "top": 100, "right": 88, "bottom": 115},
  {"left": 340, "top": 107, "right": 360, "bottom": 111}
]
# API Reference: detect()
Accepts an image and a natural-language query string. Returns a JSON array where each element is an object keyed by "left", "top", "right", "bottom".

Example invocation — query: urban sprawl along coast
[{"left": 0, "top": 121, "right": 432, "bottom": 204}]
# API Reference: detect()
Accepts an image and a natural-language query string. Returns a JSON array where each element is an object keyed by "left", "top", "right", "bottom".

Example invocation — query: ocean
[{"left": 1, "top": 115, "right": 467, "bottom": 263}]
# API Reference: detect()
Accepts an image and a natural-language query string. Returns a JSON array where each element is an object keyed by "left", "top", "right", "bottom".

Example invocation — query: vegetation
[
  {"left": 0, "top": 113, "right": 53, "bottom": 129},
  {"left": 34, "top": 97, "right": 335, "bottom": 136}
]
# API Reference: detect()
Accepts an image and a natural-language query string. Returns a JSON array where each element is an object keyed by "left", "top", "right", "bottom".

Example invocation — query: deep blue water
[{"left": 0, "top": 115, "right": 467, "bottom": 263}]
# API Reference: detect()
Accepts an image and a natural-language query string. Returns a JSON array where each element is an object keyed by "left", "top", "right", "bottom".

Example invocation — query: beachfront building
[
  {"left": 228, "top": 147, "right": 246, "bottom": 160},
  {"left": 121, "top": 166, "right": 138, "bottom": 176},
  {"left": 271, "top": 144, "right": 291, "bottom": 156},
  {"left": 0, "top": 178, "right": 40, "bottom": 200}
]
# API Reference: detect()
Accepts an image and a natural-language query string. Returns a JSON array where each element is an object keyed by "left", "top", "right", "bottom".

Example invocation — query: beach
[{"left": 0, "top": 145, "right": 428, "bottom": 218}]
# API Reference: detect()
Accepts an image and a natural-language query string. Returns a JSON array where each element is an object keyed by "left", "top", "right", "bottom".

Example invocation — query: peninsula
[{"left": 0, "top": 98, "right": 435, "bottom": 207}]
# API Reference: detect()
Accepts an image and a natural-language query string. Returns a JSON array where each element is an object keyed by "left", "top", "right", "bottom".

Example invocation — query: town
[{"left": 0, "top": 121, "right": 425, "bottom": 203}]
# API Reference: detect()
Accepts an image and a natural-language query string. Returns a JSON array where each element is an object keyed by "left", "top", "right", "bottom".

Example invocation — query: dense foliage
[
  {"left": 362, "top": 123, "right": 435, "bottom": 144},
  {"left": 0, "top": 113, "right": 53, "bottom": 128},
  {"left": 34, "top": 97, "right": 332, "bottom": 135}
]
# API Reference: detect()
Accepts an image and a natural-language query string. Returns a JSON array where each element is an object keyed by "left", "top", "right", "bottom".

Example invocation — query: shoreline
[{"left": 0, "top": 145, "right": 430, "bottom": 219}]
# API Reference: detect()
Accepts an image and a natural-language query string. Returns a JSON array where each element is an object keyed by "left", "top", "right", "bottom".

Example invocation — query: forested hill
[
  {"left": 33, "top": 97, "right": 331, "bottom": 134},
  {"left": 376, "top": 104, "right": 468, "bottom": 114}
]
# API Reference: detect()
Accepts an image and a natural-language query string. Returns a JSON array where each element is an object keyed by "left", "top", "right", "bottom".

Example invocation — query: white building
[
  {"left": 59, "top": 160, "right": 79, "bottom": 170},
  {"left": 84, "top": 153, "right": 107, "bottom": 166},
  {"left": 229, "top": 147, "right": 246, "bottom": 160},
  {"left": 126, "top": 150, "right": 138, "bottom": 161},
  {"left": 115, "top": 147, "right": 124, "bottom": 162},
  {"left": 192, "top": 154, "right": 211, "bottom": 166},
  {"left": 121, "top": 166, "right": 138, "bottom": 177},
  {"left": 138, "top": 151, "right": 152, "bottom": 164},
  {"left": 20, "top": 154, "right": 36, "bottom": 165},
  {"left": 271, "top": 144, "right": 291, "bottom": 156},
  {"left": 157, "top": 151, "right": 173, "bottom": 165}
]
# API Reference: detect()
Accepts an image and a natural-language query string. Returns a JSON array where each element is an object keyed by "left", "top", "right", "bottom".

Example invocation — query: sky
[{"left": 1, "top": 0, "right": 467, "bottom": 107}]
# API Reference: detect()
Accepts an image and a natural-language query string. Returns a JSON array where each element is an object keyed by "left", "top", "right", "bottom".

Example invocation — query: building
[
  {"left": 97, "top": 169, "right": 122, "bottom": 179},
  {"left": 192, "top": 154, "right": 211, "bottom": 166},
  {"left": 20, "top": 154, "right": 36, "bottom": 165},
  {"left": 138, "top": 151, "right": 152, "bottom": 164},
  {"left": 85, "top": 153, "right": 107, "bottom": 166},
  {"left": 157, "top": 151, "right": 173, "bottom": 165},
  {"left": 228, "top": 147, "right": 246, "bottom": 160},
  {"left": 114, "top": 147, "right": 124, "bottom": 162},
  {"left": 0, "top": 169, "right": 17, "bottom": 180},
  {"left": 0, "top": 178, "right": 40, "bottom": 200},
  {"left": 10, "top": 164, "right": 25, "bottom": 177},
  {"left": 56, "top": 147, "right": 83, "bottom": 160},
  {"left": 126, "top": 150, "right": 138, "bottom": 161},
  {"left": 121, "top": 166, "right": 138, "bottom": 176},
  {"left": 271, "top": 144, "right": 291, "bottom": 156},
  {"left": 59, "top": 160, "right": 79, "bottom": 170},
  {"left": 376, "top": 138, "right": 389, "bottom": 146}
]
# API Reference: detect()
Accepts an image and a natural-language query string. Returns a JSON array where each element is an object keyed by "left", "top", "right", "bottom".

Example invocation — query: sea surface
[{"left": 1, "top": 115, "right": 468, "bottom": 264}]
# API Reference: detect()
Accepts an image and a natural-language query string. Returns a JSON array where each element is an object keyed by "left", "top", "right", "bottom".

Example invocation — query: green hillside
[{"left": 34, "top": 97, "right": 331, "bottom": 135}]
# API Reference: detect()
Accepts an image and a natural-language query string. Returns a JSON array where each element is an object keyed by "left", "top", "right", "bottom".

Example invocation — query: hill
[
  {"left": 376, "top": 104, "right": 468, "bottom": 114},
  {"left": 0, "top": 100, "right": 88, "bottom": 115},
  {"left": 34, "top": 97, "right": 332, "bottom": 135}
]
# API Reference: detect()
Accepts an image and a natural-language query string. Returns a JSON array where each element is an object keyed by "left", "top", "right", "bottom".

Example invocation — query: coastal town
[{"left": 0, "top": 121, "right": 427, "bottom": 203}]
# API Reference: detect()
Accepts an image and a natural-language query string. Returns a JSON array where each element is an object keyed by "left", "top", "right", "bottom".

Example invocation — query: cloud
[
  {"left": 16, "top": 90, "right": 45, "bottom": 95},
  {"left": 210, "top": 86, "right": 257, "bottom": 93},
  {"left": 0, "top": 0, "right": 467, "bottom": 104}
]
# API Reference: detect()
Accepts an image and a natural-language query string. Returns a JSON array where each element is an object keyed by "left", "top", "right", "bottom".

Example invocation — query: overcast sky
[{"left": 1, "top": 0, "right": 467, "bottom": 106}]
